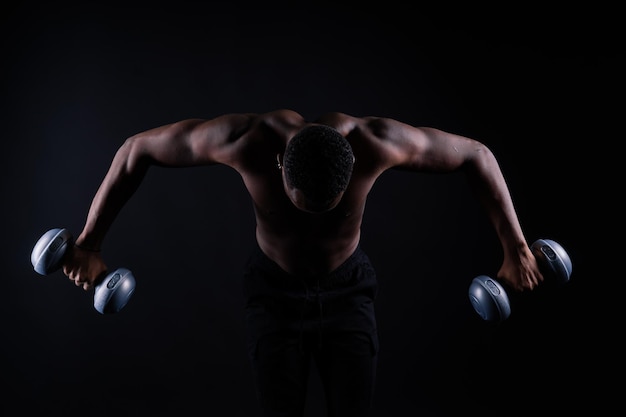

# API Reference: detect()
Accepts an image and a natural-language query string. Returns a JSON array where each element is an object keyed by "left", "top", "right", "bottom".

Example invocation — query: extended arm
[
  {"left": 64, "top": 113, "right": 254, "bottom": 289},
  {"left": 372, "top": 117, "right": 542, "bottom": 291}
]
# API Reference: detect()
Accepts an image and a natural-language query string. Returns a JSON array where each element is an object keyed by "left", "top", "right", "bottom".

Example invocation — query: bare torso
[{"left": 232, "top": 111, "right": 384, "bottom": 276}]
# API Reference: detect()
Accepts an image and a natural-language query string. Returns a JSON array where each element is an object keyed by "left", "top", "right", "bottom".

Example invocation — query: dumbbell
[
  {"left": 31, "top": 228, "right": 136, "bottom": 314},
  {"left": 468, "top": 238, "right": 572, "bottom": 323}
]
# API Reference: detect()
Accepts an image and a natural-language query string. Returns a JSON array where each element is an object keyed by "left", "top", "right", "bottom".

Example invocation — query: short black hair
[{"left": 283, "top": 124, "right": 354, "bottom": 209}]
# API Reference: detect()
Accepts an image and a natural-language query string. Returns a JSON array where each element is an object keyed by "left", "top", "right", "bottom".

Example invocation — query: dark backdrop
[{"left": 1, "top": 2, "right": 617, "bottom": 416}]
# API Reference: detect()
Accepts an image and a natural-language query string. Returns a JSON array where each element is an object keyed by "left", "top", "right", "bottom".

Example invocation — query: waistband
[{"left": 246, "top": 244, "right": 371, "bottom": 290}]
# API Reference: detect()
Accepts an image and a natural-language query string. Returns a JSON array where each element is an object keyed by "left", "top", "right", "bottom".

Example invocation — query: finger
[{"left": 67, "top": 269, "right": 77, "bottom": 281}]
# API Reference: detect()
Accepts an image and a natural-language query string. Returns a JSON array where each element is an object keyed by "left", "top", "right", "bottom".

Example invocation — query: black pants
[{"left": 243, "top": 246, "right": 379, "bottom": 417}]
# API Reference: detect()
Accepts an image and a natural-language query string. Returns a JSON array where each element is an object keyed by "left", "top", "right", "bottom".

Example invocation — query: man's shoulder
[{"left": 258, "top": 109, "right": 305, "bottom": 125}]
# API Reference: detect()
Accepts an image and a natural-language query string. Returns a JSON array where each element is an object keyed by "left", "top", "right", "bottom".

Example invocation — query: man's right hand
[{"left": 63, "top": 246, "right": 108, "bottom": 291}]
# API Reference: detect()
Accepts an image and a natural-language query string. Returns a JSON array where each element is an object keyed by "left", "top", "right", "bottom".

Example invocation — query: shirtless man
[{"left": 63, "top": 109, "right": 543, "bottom": 417}]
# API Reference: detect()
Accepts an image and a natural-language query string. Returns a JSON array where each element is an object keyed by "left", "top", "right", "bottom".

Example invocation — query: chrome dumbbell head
[
  {"left": 530, "top": 239, "right": 572, "bottom": 285},
  {"left": 31, "top": 228, "right": 72, "bottom": 275},
  {"left": 468, "top": 275, "right": 511, "bottom": 323},
  {"left": 94, "top": 268, "right": 136, "bottom": 314}
]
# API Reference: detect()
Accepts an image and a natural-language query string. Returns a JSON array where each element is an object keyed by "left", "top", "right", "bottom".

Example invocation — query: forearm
[
  {"left": 462, "top": 142, "right": 544, "bottom": 291},
  {"left": 75, "top": 139, "right": 150, "bottom": 250},
  {"left": 465, "top": 148, "right": 528, "bottom": 255}
]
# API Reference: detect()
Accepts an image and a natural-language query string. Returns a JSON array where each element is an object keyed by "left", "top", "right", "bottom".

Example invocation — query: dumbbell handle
[
  {"left": 30, "top": 228, "right": 136, "bottom": 314},
  {"left": 469, "top": 238, "right": 572, "bottom": 323}
]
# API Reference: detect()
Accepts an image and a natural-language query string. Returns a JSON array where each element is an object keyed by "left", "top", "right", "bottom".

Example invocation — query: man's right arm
[{"left": 65, "top": 113, "right": 254, "bottom": 289}]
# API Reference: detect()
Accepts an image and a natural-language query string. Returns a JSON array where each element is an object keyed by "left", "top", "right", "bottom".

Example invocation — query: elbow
[
  {"left": 460, "top": 142, "right": 499, "bottom": 175},
  {"left": 118, "top": 136, "right": 152, "bottom": 174},
  {"left": 471, "top": 141, "right": 497, "bottom": 164}
]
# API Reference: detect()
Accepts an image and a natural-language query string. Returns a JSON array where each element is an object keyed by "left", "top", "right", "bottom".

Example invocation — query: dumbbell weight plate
[
  {"left": 468, "top": 275, "right": 511, "bottom": 323},
  {"left": 94, "top": 268, "right": 136, "bottom": 314},
  {"left": 530, "top": 239, "right": 572, "bottom": 284},
  {"left": 31, "top": 228, "right": 72, "bottom": 275}
]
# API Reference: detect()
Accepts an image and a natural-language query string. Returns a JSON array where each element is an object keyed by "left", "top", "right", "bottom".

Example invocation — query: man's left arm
[{"left": 377, "top": 118, "right": 543, "bottom": 291}]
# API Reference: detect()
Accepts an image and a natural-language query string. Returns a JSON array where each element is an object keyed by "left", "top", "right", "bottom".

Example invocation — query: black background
[{"left": 1, "top": 2, "right": 618, "bottom": 416}]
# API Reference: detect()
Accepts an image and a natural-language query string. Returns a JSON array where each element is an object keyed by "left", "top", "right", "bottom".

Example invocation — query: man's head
[{"left": 281, "top": 124, "right": 355, "bottom": 213}]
